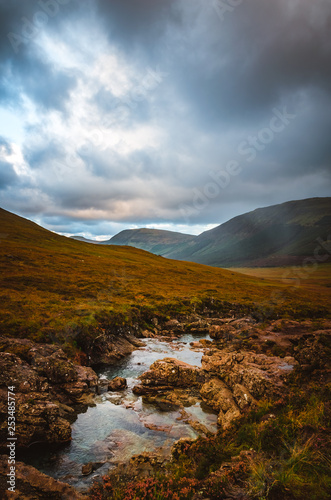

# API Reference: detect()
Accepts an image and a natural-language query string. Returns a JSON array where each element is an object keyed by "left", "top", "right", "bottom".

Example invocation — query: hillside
[
  {"left": 70, "top": 235, "right": 99, "bottom": 244},
  {"left": 102, "top": 228, "right": 195, "bottom": 255},
  {"left": 0, "top": 207, "right": 329, "bottom": 347},
  {"left": 167, "top": 197, "right": 331, "bottom": 267},
  {"left": 105, "top": 198, "right": 331, "bottom": 267}
]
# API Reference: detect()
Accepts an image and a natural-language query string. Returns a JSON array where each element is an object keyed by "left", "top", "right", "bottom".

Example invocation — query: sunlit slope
[{"left": 0, "top": 208, "right": 329, "bottom": 339}]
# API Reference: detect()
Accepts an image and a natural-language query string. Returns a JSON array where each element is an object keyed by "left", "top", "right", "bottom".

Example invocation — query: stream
[{"left": 23, "top": 333, "right": 217, "bottom": 492}]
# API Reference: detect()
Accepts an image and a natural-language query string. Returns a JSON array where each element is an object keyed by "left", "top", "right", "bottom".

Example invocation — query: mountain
[
  {"left": 105, "top": 198, "right": 331, "bottom": 267},
  {"left": 102, "top": 228, "right": 195, "bottom": 255},
  {"left": 70, "top": 235, "right": 99, "bottom": 244},
  {"left": 167, "top": 197, "right": 331, "bottom": 267}
]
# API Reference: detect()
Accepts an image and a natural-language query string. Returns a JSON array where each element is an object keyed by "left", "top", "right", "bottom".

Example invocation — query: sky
[{"left": 0, "top": 0, "right": 330, "bottom": 240}]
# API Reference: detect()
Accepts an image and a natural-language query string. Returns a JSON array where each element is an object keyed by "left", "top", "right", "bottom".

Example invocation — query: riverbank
[{"left": 1, "top": 314, "right": 330, "bottom": 499}]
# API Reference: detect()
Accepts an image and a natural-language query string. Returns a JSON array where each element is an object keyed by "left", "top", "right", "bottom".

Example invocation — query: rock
[
  {"left": 108, "top": 377, "right": 127, "bottom": 391},
  {"left": 0, "top": 455, "right": 86, "bottom": 499},
  {"left": 0, "top": 337, "right": 98, "bottom": 450},
  {"left": 201, "top": 350, "right": 296, "bottom": 399},
  {"left": 163, "top": 319, "right": 183, "bottom": 332},
  {"left": 209, "top": 324, "right": 237, "bottom": 340},
  {"left": 185, "top": 319, "right": 210, "bottom": 334},
  {"left": 141, "top": 329, "right": 156, "bottom": 338},
  {"left": 233, "top": 384, "right": 257, "bottom": 410},
  {"left": 200, "top": 378, "right": 240, "bottom": 429},
  {"left": 187, "top": 419, "right": 212, "bottom": 436},
  {"left": 82, "top": 462, "right": 93, "bottom": 475},
  {"left": 75, "top": 365, "right": 98, "bottom": 393},
  {"left": 151, "top": 399, "right": 181, "bottom": 412},
  {"left": 139, "top": 358, "right": 204, "bottom": 388},
  {"left": 144, "top": 422, "right": 172, "bottom": 432},
  {"left": 28, "top": 345, "right": 78, "bottom": 384},
  {"left": 78, "top": 333, "right": 144, "bottom": 366}
]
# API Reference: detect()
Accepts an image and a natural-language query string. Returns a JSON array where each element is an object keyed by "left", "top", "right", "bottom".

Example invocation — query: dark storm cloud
[
  {"left": 94, "top": 0, "right": 175, "bottom": 59},
  {"left": 0, "top": 0, "right": 78, "bottom": 111},
  {"left": 169, "top": 0, "right": 331, "bottom": 126}
]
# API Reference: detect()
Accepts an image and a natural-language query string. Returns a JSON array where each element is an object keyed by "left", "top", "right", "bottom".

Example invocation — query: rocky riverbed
[{"left": 0, "top": 315, "right": 330, "bottom": 498}]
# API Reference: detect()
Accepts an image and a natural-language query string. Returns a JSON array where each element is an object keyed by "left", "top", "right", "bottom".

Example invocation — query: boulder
[
  {"left": 139, "top": 358, "right": 204, "bottom": 388},
  {"left": 201, "top": 350, "right": 296, "bottom": 398},
  {"left": 0, "top": 337, "right": 98, "bottom": 450},
  {"left": 108, "top": 377, "right": 127, "bottom": 391},
  {"left": 200, "top": 378, "right": 240, "bottom": 429},
  {"left": 82, "top": 462, "right": 93, "bottom": 476},
  {"left": 78, "top": 333, "right": 144, "bottom": 366}
]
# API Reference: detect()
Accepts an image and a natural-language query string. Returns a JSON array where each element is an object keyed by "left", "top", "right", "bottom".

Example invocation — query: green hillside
[
  {"left": 168, "top": 197, "right": 331, "bottom": 267},
  {"left": 103, "top": 228, "right": 195, "bottom": 255}
]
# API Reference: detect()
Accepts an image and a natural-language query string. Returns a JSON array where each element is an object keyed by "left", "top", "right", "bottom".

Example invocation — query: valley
[{"left": 0, "top": 204, "right": 330, "bottom": 500}]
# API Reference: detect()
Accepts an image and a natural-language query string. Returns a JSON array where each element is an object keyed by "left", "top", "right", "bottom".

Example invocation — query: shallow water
[{"left": 23, "top": 333, "right": 217, "bottom": 491}]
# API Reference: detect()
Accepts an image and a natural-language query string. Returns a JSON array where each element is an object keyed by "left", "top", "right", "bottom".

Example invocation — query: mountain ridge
[{"left": 102, "top": 197, "right": 331, "bottom": 267}]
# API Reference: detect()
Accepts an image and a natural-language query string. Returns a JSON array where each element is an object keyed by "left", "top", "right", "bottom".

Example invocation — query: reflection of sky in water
[{"left": 23, "top": 333, "right": 216, "bottom": 491}]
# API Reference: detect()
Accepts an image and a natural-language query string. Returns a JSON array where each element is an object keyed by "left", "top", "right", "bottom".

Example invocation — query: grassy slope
[{"left": 0, "top": 208, "right": 330, "bottom": 344}]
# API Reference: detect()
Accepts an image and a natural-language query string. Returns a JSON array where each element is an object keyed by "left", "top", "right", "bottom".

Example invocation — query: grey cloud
[{"left": 0, "top": 160, "right": 18, "bottom": 189}]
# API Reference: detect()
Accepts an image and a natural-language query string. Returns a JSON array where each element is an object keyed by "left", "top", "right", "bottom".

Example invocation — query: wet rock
[
  {"left": 0, "top": 337, "right": 98, "bottom": 450},
  {"left": 81, "top": 461, "right": 104, "bottom": 476},
  {"left": 151, "top": 398, "right": 181, "bottom": 412},
  {"left": 144, "top": 422, "right": 172, "bottom": 432},
  {"left": 233, "top": 383, "right": 257, "bottom": 410},
  {"left": 108, "top": 376, "right": 127, "bottom": 391},
  {"left": 139, "top": 358, "right": 204, "bottom": 388},
  {"left": 200, "top": 378, "right": 240, "bottom": 429},
  {"left": 141, "top": 329, "right": 156, "bottom": 338},
  {"left": 185, "top": 319, "right": 210, "bottom": 334},
  {"left": 209, "top": 324, "right": 237, "bottom": 340},
  {"left": 163, "top": 319, "right": 184, "bottom": 333},
  {"left": 80, "top": 333, "right": 144, "bottom": 366},
  {"left": 82, "top": 462, "right": 93, "bottom": 476},
  {"left": 0, "top": 455, "right": 86, "bottom": 499},
  {"left": 201, "top": 350, "right": 296, "bottom": 399}
]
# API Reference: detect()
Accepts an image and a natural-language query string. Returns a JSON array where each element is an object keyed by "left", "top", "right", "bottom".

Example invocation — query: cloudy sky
[{"left": 0, "top": 0, "right": 330, "bottom": 239}]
